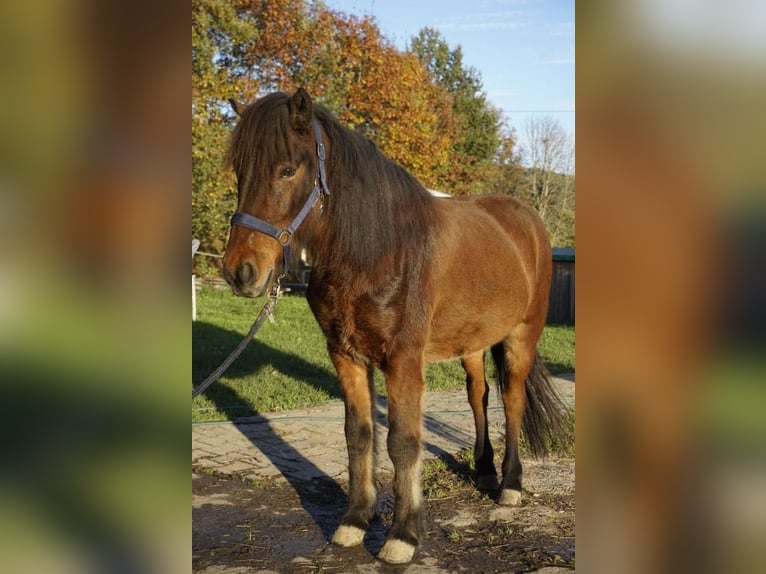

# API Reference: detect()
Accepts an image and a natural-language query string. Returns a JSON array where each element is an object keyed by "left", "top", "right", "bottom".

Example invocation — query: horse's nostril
[{"left": 236, "top": 262, "right": 256, "bottom": 286}]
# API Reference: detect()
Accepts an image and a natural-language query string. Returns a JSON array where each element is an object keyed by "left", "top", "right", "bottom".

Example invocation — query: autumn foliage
[
  {"left": 232, "top": 1, "right": 455, "bottom": 180},
  {"left": 192, "top": 0, "right": 573, "bottom": 255}
]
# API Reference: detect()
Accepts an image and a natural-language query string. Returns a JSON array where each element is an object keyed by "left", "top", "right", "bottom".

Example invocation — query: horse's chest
[{"left": 307, "top": 287, "right": 410, "bottom": 365}]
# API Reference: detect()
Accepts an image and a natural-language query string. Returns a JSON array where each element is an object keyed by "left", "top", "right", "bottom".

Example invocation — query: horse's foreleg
[
  {"left": 462, "top": 351, "right": 498, "bottom": 491},
  {"left": 378, "top": 353, "right": 425, "bottom": 564},
  {"left": 330, "top": 353, "right": 376, "bottom": 547}
]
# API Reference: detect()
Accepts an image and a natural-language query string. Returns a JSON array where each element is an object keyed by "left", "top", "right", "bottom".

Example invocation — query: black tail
[{"left": 491, "top": 345, "right": 567, "bottom": 458}]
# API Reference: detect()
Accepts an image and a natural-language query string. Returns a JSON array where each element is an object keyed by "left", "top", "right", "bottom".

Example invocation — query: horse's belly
[{"left": 424, "top": 305, "right": 522, "bottom": 362}]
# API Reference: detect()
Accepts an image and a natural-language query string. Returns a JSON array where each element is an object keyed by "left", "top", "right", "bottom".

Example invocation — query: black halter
[{"left": 230, "top": 118, "right": 330, "bottom": 276}]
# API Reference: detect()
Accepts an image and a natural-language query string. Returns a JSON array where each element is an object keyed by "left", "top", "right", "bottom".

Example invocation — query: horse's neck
[{"left": 312, "top": 188, "right": 432, "bottom": 275}]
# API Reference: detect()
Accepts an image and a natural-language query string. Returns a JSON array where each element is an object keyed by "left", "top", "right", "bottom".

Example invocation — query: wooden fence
[{"left": 547, "top": 247, "right": 575, "bottom": 325}]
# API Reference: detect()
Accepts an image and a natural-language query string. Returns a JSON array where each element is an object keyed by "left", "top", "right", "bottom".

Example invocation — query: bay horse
[{"left": 222, "top": 88, "right": 565, "bottom": 564}]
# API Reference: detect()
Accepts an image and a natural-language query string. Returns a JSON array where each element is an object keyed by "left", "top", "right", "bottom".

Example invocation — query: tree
[
  {"left": 490, "top": 131, "right": 525, "bottom": 196},
  {"left": 192, "top": 1, "right": 556, "bottom": 255},
  {"left": 192, "top": 0, "right": 257, "bottom": 252},
  {"left": 517, "top": 116, "right": 575, "bottom": 246},
  {"left": 409, "top": 27, "right": 504, "bottom": 194},
  {"left": 233, "top": 2, "right": 455, "bottom": 186},
  {"left": 330, "top": 15, "right": 454, "bottom": 182}
]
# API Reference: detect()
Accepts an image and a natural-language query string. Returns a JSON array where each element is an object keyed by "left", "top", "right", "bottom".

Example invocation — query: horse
[{"left": 222, "top": 88, "right": 566, "bottom": 564}]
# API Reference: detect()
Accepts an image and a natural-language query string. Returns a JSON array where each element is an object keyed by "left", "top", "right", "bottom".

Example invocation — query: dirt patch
[{"left": 193, "top": 452, "right": 574, "bottom": 573}]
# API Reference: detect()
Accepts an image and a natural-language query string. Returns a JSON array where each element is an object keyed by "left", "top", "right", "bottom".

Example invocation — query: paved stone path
[{"left": 192, "top": 375, "right": 574, "bottom": 484}]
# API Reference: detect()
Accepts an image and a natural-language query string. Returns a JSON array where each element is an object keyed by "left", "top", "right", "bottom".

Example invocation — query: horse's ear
[
  {"left": 289, "top": 88, "right": 313, "bottom": 134},
  {"left": 228, "top": 98, "right": 247, "bottom": 117}
]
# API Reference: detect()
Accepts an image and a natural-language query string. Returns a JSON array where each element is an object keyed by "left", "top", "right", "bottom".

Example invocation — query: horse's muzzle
[{"left": 223, "top": 262, "right": 273, "bottom": 298}]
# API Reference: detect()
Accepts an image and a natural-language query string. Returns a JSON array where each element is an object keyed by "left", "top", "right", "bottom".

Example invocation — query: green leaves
[{"left": 409, "top": 27, "right": 504, "bottom": 195}]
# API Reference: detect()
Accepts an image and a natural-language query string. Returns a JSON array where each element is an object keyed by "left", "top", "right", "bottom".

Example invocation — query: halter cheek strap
[{"left": 230, "top": 118, "right": 330, "bottom": 275}]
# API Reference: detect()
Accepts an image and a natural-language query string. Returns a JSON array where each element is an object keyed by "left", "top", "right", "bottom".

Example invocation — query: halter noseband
[{"left": 230, "top": 118, "right": 330, "bottom": 277}]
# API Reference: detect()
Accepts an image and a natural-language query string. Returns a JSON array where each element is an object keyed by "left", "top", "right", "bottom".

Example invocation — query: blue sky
[{"left": 323, "top": 0, "right": 574, "bottom": 144}]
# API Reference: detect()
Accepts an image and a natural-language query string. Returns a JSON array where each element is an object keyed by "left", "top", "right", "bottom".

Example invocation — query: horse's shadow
[
  {"left": 192, "top": 319, "right": 486, "bottom": 545},
  {"left": 193, "top": 320, "right": 346, "bottom": 540},
  {"left": 192, "top": 319, "right": 342, "bottom": 416}
]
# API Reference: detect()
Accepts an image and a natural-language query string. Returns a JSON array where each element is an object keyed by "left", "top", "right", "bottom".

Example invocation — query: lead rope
[{"left": 192, "top": 283, "right": 281, "bottom": 399}]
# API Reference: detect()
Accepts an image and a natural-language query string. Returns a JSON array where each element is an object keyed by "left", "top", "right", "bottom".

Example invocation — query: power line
[{"left": 503, "top": 110, "right": 575, "bottom": 113}]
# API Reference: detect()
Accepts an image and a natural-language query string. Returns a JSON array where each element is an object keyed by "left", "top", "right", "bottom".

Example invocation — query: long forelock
[{"left": 227, "top": 93, "right": 294, "bottom": 195}]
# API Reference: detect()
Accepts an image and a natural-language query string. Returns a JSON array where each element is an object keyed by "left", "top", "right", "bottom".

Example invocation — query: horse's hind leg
[
  {"left": 494, "top": 325, "right": 538, "bottom": 506},
  {"left": 461, "top": 351, "right": 498, "bottom": 491},
  {"left": 330, "top": 353, "right": 377, "bottom": 547}
]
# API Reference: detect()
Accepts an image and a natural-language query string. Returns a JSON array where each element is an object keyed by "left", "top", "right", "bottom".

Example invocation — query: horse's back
[
  {"left": 453, "top": 194, "right": 550, "bottom": 266},
  {"left": 437, "top": 193, "right": 550, "bottom": 283}
]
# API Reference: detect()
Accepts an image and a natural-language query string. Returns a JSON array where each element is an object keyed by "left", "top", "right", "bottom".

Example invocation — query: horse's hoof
[
  {"left": 378, "top": 538, "right": 416, "bottom": 564},
  {"left": 331, "top": 524, "right": 366, "bottom": 547},
  {"left": 498, "top": 488, "right": 522, "bottom": 506},
  {"left": 476, "top": 474, "right": 500, "bottom": 492}
]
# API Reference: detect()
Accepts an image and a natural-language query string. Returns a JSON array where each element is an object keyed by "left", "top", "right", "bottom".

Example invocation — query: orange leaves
[
  {"left": 231, "top": 1, "right": 455, "bottom": 186},
  {"left": 193, "top": 1, "right": 475, "bottom": 251},
  {"left": 192, "top": 0, "right": 510, "bottom": 251},
  {"left": 328, "top": 20, "right": 455, "bottom": 184}
]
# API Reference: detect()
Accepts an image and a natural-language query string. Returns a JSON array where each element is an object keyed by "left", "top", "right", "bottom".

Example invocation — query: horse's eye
[{"left": 279, "top": 166, "right": 296, "bottom": 179}]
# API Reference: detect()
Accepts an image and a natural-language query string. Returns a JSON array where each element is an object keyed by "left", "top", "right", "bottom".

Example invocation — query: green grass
[
  {"left": 422, "top": 458, "right": 467, "bottom": 499},
  {"left": 537, "top": 324, "right": 576, "bottom": 374},
  {"left": 192, "top": 288, "right": 339, "bottom": 422},
  {"left": 192, "top": 286, "right": 574, "bottom": 422}
]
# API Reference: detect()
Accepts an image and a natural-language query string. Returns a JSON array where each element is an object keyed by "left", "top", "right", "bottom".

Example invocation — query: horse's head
[{"left": 222, "top": 88, "right": 327, "bottom": 297}]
